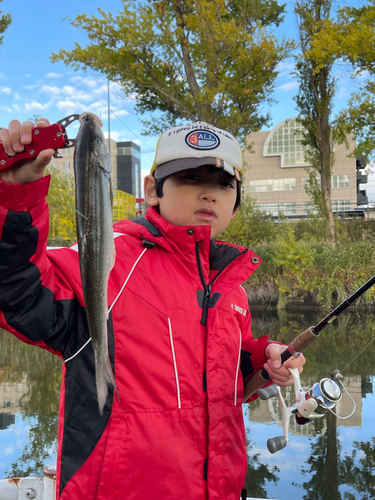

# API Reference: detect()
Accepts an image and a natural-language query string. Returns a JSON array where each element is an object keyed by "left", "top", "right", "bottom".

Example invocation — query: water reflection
[
  {"left": 0, "top": 332, "right": 61, "bottom": 477},
  {"left": 245, "top": 308, "right": 375, "bottom": 500},
  {"left": 0, "top": 309, "right": 375, "bottom": 499}
]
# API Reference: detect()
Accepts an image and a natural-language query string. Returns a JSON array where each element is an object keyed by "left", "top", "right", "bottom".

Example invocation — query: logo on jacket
[
  {"left": 185, "top": 130, "right": 220, "bottom": 150},
  {"left": 231, "top": 303, "right": 247, "bottom": 316}
]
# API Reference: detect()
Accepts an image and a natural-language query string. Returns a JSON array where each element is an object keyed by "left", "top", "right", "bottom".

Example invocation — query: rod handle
[{"left": 243, "top": 327, "right": 319, "bottom": 402}]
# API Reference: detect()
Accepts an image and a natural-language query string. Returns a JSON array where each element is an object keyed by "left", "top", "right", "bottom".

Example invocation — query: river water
[{"left": 0, "top": 308, "right": 374, "bottom": 499}]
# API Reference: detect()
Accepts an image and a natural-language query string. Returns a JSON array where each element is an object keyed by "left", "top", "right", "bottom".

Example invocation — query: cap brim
[{"left": 154, "top": 157, "right": 242, "bottom": 182}]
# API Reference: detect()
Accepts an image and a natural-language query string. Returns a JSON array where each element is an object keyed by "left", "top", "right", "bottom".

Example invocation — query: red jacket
[{"left": 0, "top": 175, "right": 269, "bottom": 500}]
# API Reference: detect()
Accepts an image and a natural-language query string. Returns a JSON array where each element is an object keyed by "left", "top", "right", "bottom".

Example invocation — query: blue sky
[{"left": 0, "top": 0, "right": 373, "bottom": 197}]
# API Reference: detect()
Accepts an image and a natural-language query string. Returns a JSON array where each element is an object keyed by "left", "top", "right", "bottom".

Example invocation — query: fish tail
[{"left": 96, "top": 359, "right": 120, "bottom": 415}]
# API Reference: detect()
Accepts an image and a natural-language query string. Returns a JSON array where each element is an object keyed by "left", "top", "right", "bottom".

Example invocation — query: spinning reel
[{"left": 257, "top": 369, "right": 356, "bottom": 453}]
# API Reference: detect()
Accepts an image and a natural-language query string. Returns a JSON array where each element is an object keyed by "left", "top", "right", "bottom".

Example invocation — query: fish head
[{"left": 79, "top": 112, "right": 103, "bottom": 128}]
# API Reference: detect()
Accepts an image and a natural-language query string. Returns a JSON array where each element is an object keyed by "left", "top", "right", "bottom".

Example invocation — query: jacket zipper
[{"left": 195, "top": 241, "right": 248, "bottom": 325}]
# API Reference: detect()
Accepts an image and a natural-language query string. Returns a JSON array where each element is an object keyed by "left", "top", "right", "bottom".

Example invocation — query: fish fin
[
  {"left": 96, "top": 359, "right": 120, "bottom": 415},
  {"left": 111, "top": 248, "right": 116, "bottom": 270}
]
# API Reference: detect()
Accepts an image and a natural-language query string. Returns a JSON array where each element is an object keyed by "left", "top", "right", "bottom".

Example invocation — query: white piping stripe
[
  {"left": 65, "top": 337, "right": 92, "bottom": 363},
  {"left": 234, "top": 329, "right": 242, "bottom": 406},
  {"left": 108, "top": 247, "right": 148, "bottom": 315},
  {"left": 65, "top": 245, "right": 147, "bottom": 364},
  {"left": 168, "top": 318, "right": 181, "bottom": 409}
]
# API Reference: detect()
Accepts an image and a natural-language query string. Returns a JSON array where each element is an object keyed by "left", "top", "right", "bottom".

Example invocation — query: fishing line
[
  {"left": 74, "top": 207, "right": 88, "bottom": 220},
  {"left": 340, "top": 332, "right": 375, "bottom": 373}
]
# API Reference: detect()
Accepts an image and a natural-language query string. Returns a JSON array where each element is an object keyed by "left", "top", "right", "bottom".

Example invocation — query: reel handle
[
  {"left": 243, "top": 327, "right": 319, "bottom": 402},
  {"left": 267, "top": 436, "right": 287, "bottom": 454}
]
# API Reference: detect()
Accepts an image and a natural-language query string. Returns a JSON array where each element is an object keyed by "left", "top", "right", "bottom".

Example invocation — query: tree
[
  {"left": 303, "top": 1, "right": 375, "bottom": 160},
  {"left": 51, "top": 0, "right": 294, "bottom": 144},
  {"left": 218, "top": 195, "right": 274, "bottom": 247},
  {"left": 0, "top": 0, "right": 11, "bottom": 50},
  {"left": 293, "top": 0, "right": 337, "bottom": 243},
  {"left": 45, "top": 166, "right": 76, "bottom": 246}
]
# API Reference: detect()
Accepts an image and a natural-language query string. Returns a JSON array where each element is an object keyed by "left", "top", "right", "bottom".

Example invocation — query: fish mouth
[{"left": 195, "top": 209, "right": 217, "bottom": 221}]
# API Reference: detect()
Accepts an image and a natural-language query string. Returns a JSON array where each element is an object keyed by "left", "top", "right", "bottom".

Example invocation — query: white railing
[
  {"left": 0, "top": 464, "right": 56, "bottom": 500},
  {"left": 0, "top": 464, "right": 272, "bottom": 500}
]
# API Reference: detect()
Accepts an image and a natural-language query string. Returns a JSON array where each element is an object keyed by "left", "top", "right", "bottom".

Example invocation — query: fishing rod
[{"left": 243, "top": 273, "right": 375, "bottom": 453}]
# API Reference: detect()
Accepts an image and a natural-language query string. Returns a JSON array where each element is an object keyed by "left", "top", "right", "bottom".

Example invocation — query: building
[
  {"left": 116, "top": 141, "right": 142, "bottom": 199},
  {"left": 51, "top": 138, "right": 141, "bottom": 198},
  {"left": 243, "top": 118, "right": 368, "bottom": 217},
  {"left": 0, "top": 374, "right": 30, "bottom": 429}
]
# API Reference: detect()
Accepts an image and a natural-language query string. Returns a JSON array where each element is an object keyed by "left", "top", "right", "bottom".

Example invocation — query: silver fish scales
[{"left": 74, "top": 112, "right": 118, "bottom": 415}]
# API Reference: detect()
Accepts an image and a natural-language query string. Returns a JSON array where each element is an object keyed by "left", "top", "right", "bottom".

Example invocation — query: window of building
[
  {"left": 302, "top": 202, "right": 318, "bottom": 214},
  {"left": 117, "top": 147, "right": 141, "bottom": 159},
  {"left": 332, "top": 200, "right": 351, "bottom": 212},
  {"left": 302, "top": 176, "right": 321, "bottom": 190},
  {"left": 259, "top": 202, "right": 296, "bottom": 216},
  {"left": 303, "top": 175, "right": 350, "bottom": 190},
  {"left": 332, "top": 175, "right": 350, "bottom": 189},
  {"left": 134, "top": 163, "right": 140, "bottom": 198},
  {"left": 63, "top": 161, "right": 70, "bottom": 174},
  {"left": 250, "top": 178, "right": 296, "bottom": 193},
  {"left": 263, "top": 118, "right": 310, "bottom": 168}
]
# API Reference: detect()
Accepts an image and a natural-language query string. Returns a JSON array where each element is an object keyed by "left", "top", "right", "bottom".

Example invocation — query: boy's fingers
[
  {"left": 265, "top": 343, "right": 284, "bottom": 369},
  {"left": 35, "top": 118, "right": 50, "bottom": 127},
  {"left": 8, "top": 120, "right": 23, "bottom": 153},
  {"left": 31, "top": 149, "right": 55, "bottom": 175},
  {"left": 19, "top": 121, "right": 36, "bottom": 146},
  {"left": 0, "top": 128, "right": 15, "bottom": 156}
]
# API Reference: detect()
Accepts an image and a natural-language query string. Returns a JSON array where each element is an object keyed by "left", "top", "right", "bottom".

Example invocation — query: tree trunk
[{"left": 318, "top": 110, "right": 335, "bottom": 243}]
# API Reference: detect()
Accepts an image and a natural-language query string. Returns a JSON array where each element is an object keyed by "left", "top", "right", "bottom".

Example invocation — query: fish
[{"left": 73, "top": 112, "right": 118, "bottom": 415}]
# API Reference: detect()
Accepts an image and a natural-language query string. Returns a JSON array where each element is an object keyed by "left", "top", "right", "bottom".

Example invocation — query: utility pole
[{"left": 108, "top": 79, "right": 111, "bottom": 156}]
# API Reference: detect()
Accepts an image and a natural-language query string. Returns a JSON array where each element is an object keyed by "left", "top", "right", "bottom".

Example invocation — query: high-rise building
[
  {"left": 116, "top": 141, "right": 141, "bottom": 198},
  {"left": 51, "top": 138, "right": 141, "bottom": 198}
]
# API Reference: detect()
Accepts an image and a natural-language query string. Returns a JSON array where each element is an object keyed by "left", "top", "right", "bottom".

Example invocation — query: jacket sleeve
[
  {"left": 239, "top": 287, "right": 284, "bottom": 402},
  {"left": 0, "top": 176, "right": 86, "bottom": 359}
]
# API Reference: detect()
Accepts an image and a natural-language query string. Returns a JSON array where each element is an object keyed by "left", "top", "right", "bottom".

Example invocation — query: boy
[{"left": 0, "top": 118, "right": 304, "bottom": 500}]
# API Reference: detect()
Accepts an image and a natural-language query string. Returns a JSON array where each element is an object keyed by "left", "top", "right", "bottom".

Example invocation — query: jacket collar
[{"left": 114, "top": 207, "right": 261, "bottom": 285}]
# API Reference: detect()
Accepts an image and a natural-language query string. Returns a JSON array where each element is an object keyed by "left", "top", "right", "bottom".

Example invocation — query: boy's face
[{"left": 144, "top": 165, "right": 239, "bottom": 239}]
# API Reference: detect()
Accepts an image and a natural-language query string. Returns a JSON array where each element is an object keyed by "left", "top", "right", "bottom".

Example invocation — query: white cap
[{"left": 150, "top": 122, "right": 243, "bottom": 182}]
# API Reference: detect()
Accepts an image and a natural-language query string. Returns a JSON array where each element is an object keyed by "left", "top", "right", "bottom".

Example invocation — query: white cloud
[
  {"left": 0, "top": 73, "right": 7, "bottom": 79},
  {"left": 337, "top": 84, "right": 349, "bottom": 100},
  {"left": 352, "top": 68, "right": 370, "bottom": 80},
  {"left": 3, "top": 445, "right": 14, "bottom": 456},
  {"left": 41, "top": 85, "right": 61, "bottom": 96},
  {"left": 24, "top": 101, "right": 49, "bottom": 111},
  {"left": 103, "top": 130, "right": 123, "bottom": 141},
  {"left": 24, "top": 84, "right": 38, "bottom": 90},
  {"left": 277, "top": 60, "right": 296, "bottom": 72},
  {"left": 71, "top": 75, "right": 105, "bottom": 88},
  {"left": 56, "top": 100, "right": 87, "bottom": 115},
  {"left": 0, "top": 105, "right": 12, "bottom": 112},
  {"left": 0, "top": 86, "right": 12, "bottom": 95},
  {"left": 277, "top": 81, "right": 298, "bottom": 92},
  {"left": 46, "top": 72, "right": 63, "bottom": 78},
  {"left": 111, "top": 109, "right": 130, "bottom": 117}
]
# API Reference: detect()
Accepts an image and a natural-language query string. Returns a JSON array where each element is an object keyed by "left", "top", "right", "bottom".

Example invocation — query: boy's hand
[
  {"left": 0, "top": 118, "right": 55, "bottom": 185},
  {"left": 264, "top": 343, "right": 306, "bottom": 387}
]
